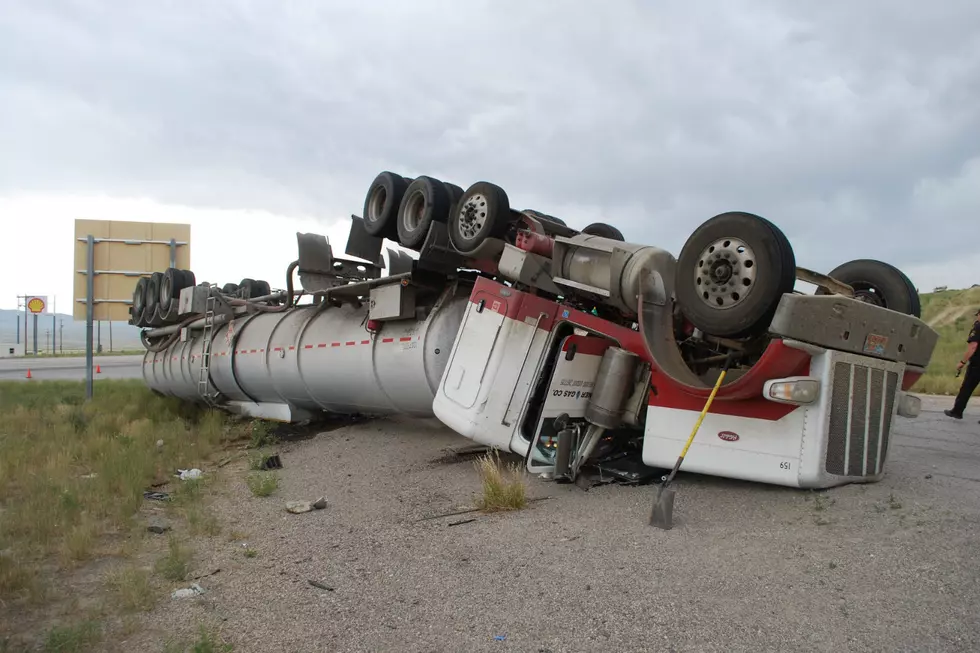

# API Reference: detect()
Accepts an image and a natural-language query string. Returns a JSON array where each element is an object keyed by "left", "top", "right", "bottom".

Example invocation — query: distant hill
[
  {"left": 913, "top": 286, "right": 980, "bottom": 395},
  {"left": 0, "top": 309, "right": 143, "bottom": 352}
]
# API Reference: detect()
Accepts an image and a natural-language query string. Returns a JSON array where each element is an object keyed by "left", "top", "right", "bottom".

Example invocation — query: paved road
[{"left": 0, "top": 354, "right": 145, "bottom": 381}]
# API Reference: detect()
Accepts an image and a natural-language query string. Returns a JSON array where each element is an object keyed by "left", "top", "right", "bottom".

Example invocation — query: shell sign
[{"left": 27, "top": 296, "right": 47, "bottom": 314}]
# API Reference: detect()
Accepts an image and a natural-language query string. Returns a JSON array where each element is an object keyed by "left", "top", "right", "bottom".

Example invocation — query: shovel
[{"left": 650, "top": 353, "right": 734, "bottom": 530}]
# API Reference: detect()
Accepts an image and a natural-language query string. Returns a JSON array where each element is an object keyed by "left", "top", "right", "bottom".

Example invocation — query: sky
[{"left": 2, "top": 1, "right": 979, "bottom": 315}]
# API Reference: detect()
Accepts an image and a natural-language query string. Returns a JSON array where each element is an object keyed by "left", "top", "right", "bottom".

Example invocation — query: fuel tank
[
  {"left": 557, "top": 234, "right": 677, "bottom": 315},
  {"left": 142, "top": 287, "right": 470, "bottom": 418}
]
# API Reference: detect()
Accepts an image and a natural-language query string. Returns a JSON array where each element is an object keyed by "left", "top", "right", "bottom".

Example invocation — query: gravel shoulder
[{"left": 121, "top": 402, "right": 980, "bottom": 653}]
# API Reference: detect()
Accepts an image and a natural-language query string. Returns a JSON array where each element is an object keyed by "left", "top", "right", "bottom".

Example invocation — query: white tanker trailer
[{"left": 131, "top": 172, "right": 939, "bottom": 490}]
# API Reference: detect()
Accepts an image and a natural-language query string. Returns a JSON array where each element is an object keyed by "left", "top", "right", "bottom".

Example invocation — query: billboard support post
[{"left": 86, "top": 234, "right": 94, "bottom": 400}]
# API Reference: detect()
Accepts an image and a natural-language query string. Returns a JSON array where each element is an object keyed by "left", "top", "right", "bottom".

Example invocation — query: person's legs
[{"left": 946, "top": 364, "right": 980, "bottom": 418}]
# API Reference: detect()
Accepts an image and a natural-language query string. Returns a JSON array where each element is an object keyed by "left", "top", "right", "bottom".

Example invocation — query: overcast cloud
[{"left": 2, "top": 0, "right": 980, "bottom": 312}]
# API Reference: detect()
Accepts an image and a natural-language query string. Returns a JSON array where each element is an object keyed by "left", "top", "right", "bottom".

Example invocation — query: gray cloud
[{"left": 1, "top": 0, "right": 979, "bottom": 278}]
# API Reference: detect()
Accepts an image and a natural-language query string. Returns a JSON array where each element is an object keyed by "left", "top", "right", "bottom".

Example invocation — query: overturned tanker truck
[{"left": 131, "top": 172, "right": 938, "bottom": 490}]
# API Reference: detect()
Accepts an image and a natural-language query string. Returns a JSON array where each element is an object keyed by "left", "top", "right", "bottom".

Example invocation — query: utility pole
[
  {"left": 60, "top": 320, "right": 64, "bottom": 353},
  {"left": 45, "top": 329, "right": 49, "bottom": 354},
  {"left": 109, "top": 321, "right": 113, "bottom": 352}
]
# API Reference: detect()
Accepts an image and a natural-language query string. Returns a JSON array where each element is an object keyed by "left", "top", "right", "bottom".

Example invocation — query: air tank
[
  {"left": 142, "top": 287, "right": 470, "bottom": 418},
  {"left": 585, "top": 346, "right": 641, "bottom": 429}
]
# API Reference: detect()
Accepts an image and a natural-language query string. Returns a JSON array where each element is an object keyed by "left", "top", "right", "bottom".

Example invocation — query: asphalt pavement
[{"left": 0, "top": 354, "right": 145, "bottom": 381}]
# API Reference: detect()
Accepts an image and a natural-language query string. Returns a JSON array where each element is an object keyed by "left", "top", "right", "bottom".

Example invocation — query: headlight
[{"left": 764, "top": 378, "right": 820, "bottom": 405}]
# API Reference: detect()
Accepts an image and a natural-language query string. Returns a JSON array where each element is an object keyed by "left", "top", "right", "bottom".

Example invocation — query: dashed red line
[
  {"left": 361, "top": 339, "right": 370, "bottom": 345},
  {"left": 382, "top": 338, "right": 394, "bottom": 343}
]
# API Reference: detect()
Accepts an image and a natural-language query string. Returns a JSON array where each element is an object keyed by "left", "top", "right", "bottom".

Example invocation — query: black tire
[
  {"left": 448, "top": 182, "right": 512, "bottom": 254},
  {"left": 524, "top": 209, "right": 566, "bottom": 227},
  {"left": 818, "top": 259, "right": 921, "bottom": 317},
  {"left": 582, "top": 222, "right": 624, "bottom": 241},
  {"left": 132, "top": 277, "right": 148, "bottom": 324},
  {"left": 145, "top": 272, "right": 163, "bottom": 316},
  {"left": 443, "top": 182, "right": 464, "bottom": 205},
  {"left": 397, "top": 176, "right": 452, "bottom": 249},
  {"left": 675, "top": 211, "right": 796, "bottom": 338},
  {"left": 221, "top": 283, "right": 240, "bottom": 296},
  {"left": 179, "top": 269, "right": 196, "bottom": 288},
  {"left": 251, "top": 279, "right": 271, "bottom": 298},
  {"left": 160, "top": 268, "right": 182, "bottom": 312},
  {"left": 539, "top": 214, "right": 566, "bottom": 227},
  {"left": 363, "top": 171, "right": 409, "bottom": 240}
]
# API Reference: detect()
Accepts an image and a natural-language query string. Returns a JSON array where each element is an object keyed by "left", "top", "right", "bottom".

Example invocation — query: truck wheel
[
  {"left": 363, "top": 171, "right": 409, "bottom": 240},
  {"left": 133, "top": 277, "right": 148, "bottom": 325},
  {"left": 818, "top": 259, "right": 921, "bottom": 317},
  {"left": 448, "top": 182, "right": 511, "bottom": 254},
  {"left": 221, "top": 283, "right": 240, "bottom": 296},
  {"left": 524, "top": 209, "right": 566, "bottom": 227},
  {"left": 179, "top": 269, "right": 196, "bottom": 288},
  {"left": 146, "top": 272, "right": 164, "bottom": 316},
  {"left": 582, "top": 222, "right": 624, "bottom": 241},
  {"left": 251, "top": 279, "right": 272, "bottom": 298},
  {"left": 160, "top": 268, "right": 183, "bottom": 312},
  {"left": 397, "top": 176, "right": 452, "bottom": 249},
  {"left": 675, "top": 211, "right": 796, "bottom": 338},
  {"left": 443, "top": 182, "right": 464, "bottom": 206}
]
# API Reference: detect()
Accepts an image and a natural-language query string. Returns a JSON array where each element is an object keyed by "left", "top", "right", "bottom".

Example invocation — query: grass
[
  {"left": 246, "top": 472, "right": 279, "bottom": 497},
  {"left": 156, "top": 534, "right": 193, "bottom": 582},
  {"left": 163, "top": 624, "right": 234, "bottom": 653},
  {"left": 910, "top": 287, "right": 980, "bottom": 396},
  {"left": 474, "top": 451, "right": 528, "bottom": 512},
  {"left": 42, "top": 620, "right": 103, "bottom": 652},
  {"left": 0, "top": 379, "right": 249, "bottom": 647},
  {"left": 106, "top": 567, "right": 157, "bottom": 613},
  {"left": 249, "top": 420, "right": 278, "bottom": 449}
]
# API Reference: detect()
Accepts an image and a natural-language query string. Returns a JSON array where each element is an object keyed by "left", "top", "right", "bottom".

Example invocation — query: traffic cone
[
  {"left": 26, "top": 368, "right": 31, "bottom": 379},
  {"left": 96, "top": 365, "right": 101, "bottom": 374}
]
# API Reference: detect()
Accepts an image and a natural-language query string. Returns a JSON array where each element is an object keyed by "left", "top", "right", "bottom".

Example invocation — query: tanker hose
[
  {"left": 286, "top": 260, "right": 299, "bottom": 309},
  {"left": 140, "top": 313, "right": 206, "bottom": 352}
]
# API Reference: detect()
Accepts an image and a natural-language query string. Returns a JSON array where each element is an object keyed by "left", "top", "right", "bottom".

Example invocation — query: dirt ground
[{"left": 112, "top": 396, "right": 980, "bottom": 653}]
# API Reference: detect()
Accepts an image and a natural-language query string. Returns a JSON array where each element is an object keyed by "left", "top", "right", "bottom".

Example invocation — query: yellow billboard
[{"left": 73, "top": 219, "right": 191, "bottom": 322}]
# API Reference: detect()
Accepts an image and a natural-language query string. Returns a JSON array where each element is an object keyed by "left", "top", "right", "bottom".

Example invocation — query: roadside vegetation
[
  {"left": 474, "top": 451, "right": 528, "bottom": 512},
  {"left": 910, "top": 286, "right": 980, "bottom": 396},
  {"left": 0, "top": 379, "right": 250, "bottom": 650}
]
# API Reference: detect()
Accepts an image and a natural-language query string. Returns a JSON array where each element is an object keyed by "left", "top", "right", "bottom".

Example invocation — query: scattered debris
[
  {"left": 190, "top": 568, "right": 222, "bottom": 581},
  {"left": 80, "top": 473, "right": 98, "bottom": 480},
  {"left": 308, "top": 579, "right": 335, "bottom": 592},
  {"left": 143, "top": 491, "right": 172, "bottom": 502},
  {"left": 448, "top": 518, "right": 476, "bottom": 527},
  {"left": 261, "top": 454, "right": 283, "bottom": 470},
  {"left": 417, "top": 497, "right": 553, "bottom": 522},
  {"left": 286, "top": 501, "right": 313, "bottom": 514},
  {"left": 172, "top": 583, "right": 205, "bottom": 599},
  {"left": 217, "top": 453, "right": 245, "bottom": 468},
  {"left": 494, "top": 635, "right": 507, "bottom": 641},
  {"left": 147, "top": 520, "right": 171, "bottom": 535},
  {"left": 177, "top": 468, "right": 203, "bottom": 481},
  {"left": 286, "top": 497, "right": 327, "bottom": 513},
  {"left": 560, "top": 535, "right": 581, "bottom": 542},
  {"left": 925, "top": 474, "right": 933, "bottom": 479},
  {"left": 156, "top": 439, "right": 164, "bottom": 449}
]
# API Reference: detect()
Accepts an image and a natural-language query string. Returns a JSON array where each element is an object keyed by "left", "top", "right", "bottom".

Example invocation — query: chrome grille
[{"left": 825, "top": 361, "right": 898, "bottom": 477}]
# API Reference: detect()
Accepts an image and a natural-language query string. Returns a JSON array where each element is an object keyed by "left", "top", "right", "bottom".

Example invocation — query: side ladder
[{"left": 197, "top": 285, "right": 218, "bottom": 404}]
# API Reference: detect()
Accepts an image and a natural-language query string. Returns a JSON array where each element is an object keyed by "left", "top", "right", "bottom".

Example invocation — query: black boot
[{"left": 944, "top": 409, "right": 963, "bottom": 419}]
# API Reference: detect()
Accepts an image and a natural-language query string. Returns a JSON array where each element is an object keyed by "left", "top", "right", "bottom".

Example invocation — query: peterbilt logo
[{"left": 718, "top": 431, "right": 740, "bottom": 442}]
